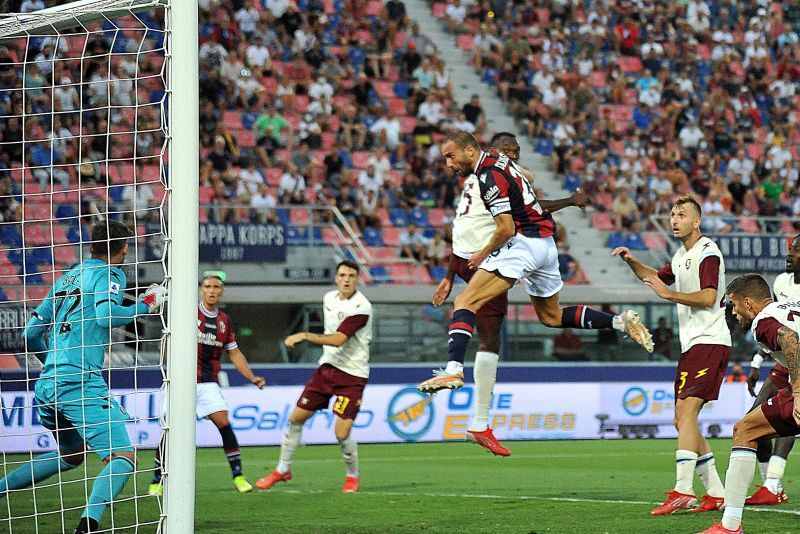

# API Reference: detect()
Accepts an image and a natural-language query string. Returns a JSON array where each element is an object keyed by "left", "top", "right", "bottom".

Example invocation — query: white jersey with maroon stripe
[
  {"left": 774, "top": 272, "right": 800, "bottom": 302},
  {"left": 751, "top": 300, "right": 800, "bottom": 370},
  {"left": 319, "top": 290, "right": 373, "bottom": 378},
  {"left": 658, "top": 236, "right": 731, "bottom": 352},
  {"left": 452, "top": 173, "right": 495, "bottom": 258}
]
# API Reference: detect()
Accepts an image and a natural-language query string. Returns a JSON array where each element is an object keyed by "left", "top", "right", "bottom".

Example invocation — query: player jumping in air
[
  {"left": 0, "top": 221, "right": 167, "bottom": 534},
  {"left": 613, "top": 197, "right": 731, "bottom": 515},
  {"left": 149, "top": 271, "right": 265, "bottom": 495},
  {"left": 256, "top": 260, "right": 372, "bottom": 493},
  {"left": 743, "top": 234, "right": 800, "bottom": 505},
  {"left": 431, "top": 131, "right": 588, "bottom": 457},
  {"left": 699, "top": 274, "right": 800, "bottom": 534},
  {"left": 418, "top": 130, "right": 653, "bottom": 397}
]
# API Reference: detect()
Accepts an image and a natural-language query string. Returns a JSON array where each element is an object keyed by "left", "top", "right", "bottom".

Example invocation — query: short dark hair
[
  {"left": 336, "top": 260, "right": 360, "bottom": 274},
  {"left": 726, "top": 273, "right": 772, "bottom": 301},
  {"left": 489, "top": 132, "right": 517, "bottom": 147},
  {"left": 674, "top": 196, "right": 702, "bottom": 217},
  {"left": 90, "top": 220, "right": 133, "bottom": 257},
  {"left": 444, "top": 130, "right": 480, "bottom": 151}
]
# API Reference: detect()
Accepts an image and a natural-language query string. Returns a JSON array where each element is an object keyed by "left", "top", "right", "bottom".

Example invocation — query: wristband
[{"left": 750, "top": 353, "right": 764, "bottom": 369}]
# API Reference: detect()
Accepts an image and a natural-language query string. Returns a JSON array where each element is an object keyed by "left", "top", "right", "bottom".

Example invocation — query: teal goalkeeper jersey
[{"left": 25, "top": 258, "right": 146, "bottom": 386}]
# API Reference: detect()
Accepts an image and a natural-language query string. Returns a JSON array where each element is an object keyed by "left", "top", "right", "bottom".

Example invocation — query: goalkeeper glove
[{"left": 141, "top": 283, "right": 168, "bottom": 312}]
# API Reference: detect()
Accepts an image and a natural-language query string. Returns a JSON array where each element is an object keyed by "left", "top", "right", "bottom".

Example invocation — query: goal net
[{"left": 0, "top": 1, "right": 195, "bottom": 532}]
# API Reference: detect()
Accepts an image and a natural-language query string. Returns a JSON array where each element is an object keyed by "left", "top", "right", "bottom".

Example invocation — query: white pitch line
[{"left": 276, "top": 489, "right": 800, "bottom": 516}]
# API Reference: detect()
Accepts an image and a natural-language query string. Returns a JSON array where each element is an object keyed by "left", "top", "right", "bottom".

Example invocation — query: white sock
[
  {"left": 339, "top": 436, "right": 359, "bottom": 477},
  {"left": 445, "top": 360, "right": 464, "bottom": 375},
  {"left": 675, "top": 450, "right": 698, "bottom": 495},
  {"left": 758, "top": 461, "right": 769, "bottom": 483},
  {"left": 469, "top": 351, "right": 499, "bottom": 432},
  {"left": 276, "top": 422, "right": 303, "bottom": 474},
  {"left": 721, "top": 448, "right": 757, "bottom": 530},
  {"left": 612, "top": 315, "right": 625, "bottom": 332},
  {"left": 695, "top": 452, "right": 725, "bottom": 498},
  {"left": 764, "top": 456, "right": 787, "bottom": 494}
]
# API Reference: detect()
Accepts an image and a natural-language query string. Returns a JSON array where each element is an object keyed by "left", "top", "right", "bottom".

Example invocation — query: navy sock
[
  {"left": 448, "top": 309, "right": 476, "bottom": 364},
  {"left": 561, "top": 305, "right": 614, "bottom": 329},
  {"left": 219, "top": 424, "right": 243, "bottom": 478}
]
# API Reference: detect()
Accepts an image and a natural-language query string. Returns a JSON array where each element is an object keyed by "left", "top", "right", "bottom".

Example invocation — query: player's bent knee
[
  {"left": 61, "top": 450, "right": 86, "bottom": 467},
  {"left": 106, "top": 451, "right": 137, "bottom": 466}
]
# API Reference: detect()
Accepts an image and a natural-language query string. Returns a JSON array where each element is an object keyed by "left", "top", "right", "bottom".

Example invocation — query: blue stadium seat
[
  {"left": 535, "top": 138, "right": 554, "bottom": 155},
  {"left": 348, "top": 47, "right": 366, "bottom": 68},
  {"left": 56, "top": 204, "right": 78, "bottom": 220},
  {"left": 67, "top": 225, "right": 90, "bottom": 244},
  {"left": 369, "top": 265, "right": 389, "bottom": 283},
  {"left": 429, "top": 264, "right": 447, "bottom": 281},
  {"left": 409, "top": 207, "right": 429, "bottom": 226},
  {"left": 31, "top": 247, "right": 53, "bottom": 265},
  {"left": 393, "top": 81, "right": 410, "bottom": 98},
  {"left": 482, "top": 69, "right": 498, "bottom": 85},
  {"left": 241, "top": 112, "right": 258, "bottom": 130},
  {"left": 109, "top": 185, "right": 125, "bottom": 203},
  {"left": 0, "top": 288, "right": 7, "bottom": 302},
  {"left": 286, "top": 227, "right": 308, "bottom": 244},
  {"left": 625, "top": 232, "right": 647, "bottom": 251},
  {"left": 0, "top": 224, "right": 22, "bottom": 247},
  {"left": 415, "top": 190, "right": 434, "bottom": 206},
  {"left": 606, "top": 232, "right": 625, "bottom": 249},
  {"left": 362, "top": 227, "right": 384, "bottom": 247},
  {"left": 276, "top": 208, "right": 290, "bottom": 225},
  {"left": 422, "top": 227, "right": 436, "bottom": 239},
  {"left": 563, "top": 174, "right": 581, "bottom": 192},
  {"left": 388, "top": 208, "right": 408, "bottom": 227}
]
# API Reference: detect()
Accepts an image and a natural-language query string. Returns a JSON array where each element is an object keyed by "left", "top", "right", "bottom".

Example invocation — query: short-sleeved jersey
[
  {"left": 33, "top": 258, "right": 128, "bottom": 385},
  {"left": 319, "top": 290, "right": 372, "bottom": 379},
  {"left": 657, "top": 236, "right": 731, "bottom": 352},
  {"left": 751, "top": 300, "right": 800, "bottom": 371},
  {"left": 475, "top": 151, "right": 556, "bottom": 239},
  {"left": 452, "top": 173, "right": 495, "bottom": 257},
  {"left": 197, "top": 303, "right": 237, "bottom": 383},
  {"left": 774, "top": 272, "right": 800, "bottom": 302}
]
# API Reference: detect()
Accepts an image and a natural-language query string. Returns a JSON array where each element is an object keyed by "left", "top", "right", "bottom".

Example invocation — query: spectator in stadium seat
[
  {"left": 551, "top": 114, "right": 576, "bottom": 175},
  {"left": 235, "top": 68, "right": 264, "bottom": 108},
  {"left": 397, "top": 172, "right": 420, "bottom": 210},
  {"left": 291, "top": 141, "right": 315, "bottom": 176},
  {"left": 552, "top": 329, "right": 586, "bottom": 361},
  {"left": 417, "top": 92, "right": 444, "bottom": 125},
  {"left": 400, "top": 41, "right": 422, "bottom": 79},
  {"left": 278, "top": 163, "right": 306, "bottom": 205},
  {"left": 426, "top": 231, "right": 447, "bottom": 272},
  {"left": 237, "top": 159, "right": 265, "bottom": 199},
  {"left": 253, "top": 107, "right": 291, "bottom": 166},
  {"left": 399, "top": 223, "right": 429, "bottom": 263},
  {"left": 274, "top": 72, "right": 295, "bottom": 112},
  {"left": 701, "top": 191, "right": 732, "bottom": 233},
  {"left": 370, "top": 110, "right": 402, "bottom": 151},
  {"left": 652, "top": 317, "right": 675, "bottom": 360},
  {"left": 338, "top": 106, "right": 367, "bottom": 150},
  {"left": 461, "top": 94, "right": 486, "bottom": 136},
  {"left": 324, "top": 147, "right": 345, "bottom": 186},
  {"left": 245, "top": 35, "right": 272, "bottom": 77},
  {"left": 351, "top": 72, "right": 375, "bottom": 112},
  {"left": 472, "top": 24, "right": 501, "bottom": 71},
  {"left": 402, "top": 22, "right": 435, "bottom": 57},
  {"left": 0, "top": 178, "right": 20, "bottom": 223},
  {"left": 612, "top": 188, "right": 640, "bottom": 231},
  {"left": 250, "top": 182, "right": 279, "bottom": 221},
  {"left": 385, "top": 0, "right": 408, "bottom": 29},
  {"left": 613, "top": 17, "right": 640, "bottom": 56},
  {"left": 334, "top": 182, "right": 359, "bottom": 223},
  {"left": 122, "top": 182, "right": 155, "bottom": 221},
  {"left": 445, "top": 0, "right": 467, "bottom": 34},
  {"left": 1, "top": 116, "right": 23, "bottom": 162},
  {"left": 357, "top": 164, "right": 384, "bottom": 197},
  {"left": 367, "top": 19, "right": 393, "bottom": 79},
  {"left": 357, "top": 189, "right": 381, "bottom": 230},
  {"left": 298, "top": 113, "right": 323, "bottom": 149}
]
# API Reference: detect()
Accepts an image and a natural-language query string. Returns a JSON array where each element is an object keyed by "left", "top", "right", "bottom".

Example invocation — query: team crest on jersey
[
  {"left": 479, "top": 172, "right": 489, "bottom": 183},
  {"left": 338, "top": 312, "right": 345, "bottom": 320},
  {"left": 685, "top": 259, "right": 691, "bottom": 270},
  {"left": 109, "top": 281, "right": 120, "bottom": 295},
  {"left": 219, "top": 321, "right": 226, "bottom": 334}
]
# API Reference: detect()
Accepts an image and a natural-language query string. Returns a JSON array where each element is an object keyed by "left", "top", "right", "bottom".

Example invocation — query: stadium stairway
[{"left": 405, "top": 0, "right": 640, "bottom": 286}]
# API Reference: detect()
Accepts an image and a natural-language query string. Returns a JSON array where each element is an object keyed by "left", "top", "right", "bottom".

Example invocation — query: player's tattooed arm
[
  {"left": 777, "top": 326, "right": 800, "bottom": 394},
  {"left": 538, "top": 189, "right": 588, "bottom": 213}
]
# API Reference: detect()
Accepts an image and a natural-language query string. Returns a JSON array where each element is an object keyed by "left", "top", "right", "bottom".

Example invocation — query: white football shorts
[
  {"left": 161, "top": 381, "right": 229, "bottom": 421},
  {"left": 480, "top": 234, "right": 564, "bottom": 298}
]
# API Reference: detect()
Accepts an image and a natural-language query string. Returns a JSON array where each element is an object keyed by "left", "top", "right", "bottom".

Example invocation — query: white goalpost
[{"left": 0, "top": 0, "right": 197, "bottom": 532}]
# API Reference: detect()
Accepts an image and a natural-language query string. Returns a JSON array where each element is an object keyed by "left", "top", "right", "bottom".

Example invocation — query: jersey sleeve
[
  {"left": 478, "top": 168, "right": 511, "bottom": 217},
  {"left": 657, "top": 263, "right": 675, "bottom": 285},
  {"left": 337, "top": 299, "right": 372, "bottom": 338},
  {"left": 223, "top": 316, "right": 238, "bottom": 351},
  {"left": 753, "top": 317, "right": 783, "bottom": 352},
  {"left": 94, "top": 267, "right": 142, "bottom": 327},
  {"left": 698, "top": 256, "right": 720, "bottom": 290},
  {"left": 25, "top": 287, "right": 54, "bottom": 354}
]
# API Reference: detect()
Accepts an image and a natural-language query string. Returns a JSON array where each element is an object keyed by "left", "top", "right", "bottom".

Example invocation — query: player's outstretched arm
[
  {"left": 611, "top": 247, "right": 658, "bottom": 281},
  {"left": 285, "top": 331, "right": 349, "bottom": 348},
  {"left": 227, "top": 347, "right": 266, "bottom": 389},
  {"left": 24, "top": 311, "right": 50, "bottom": 355},
  {"left": 538, "top": 189, "right": 588, "bottom": 213}
]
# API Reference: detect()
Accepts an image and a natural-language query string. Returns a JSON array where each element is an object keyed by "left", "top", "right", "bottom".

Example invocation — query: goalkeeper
[{"left": 0, "top": 221, "right": 167, "bottom": 534}]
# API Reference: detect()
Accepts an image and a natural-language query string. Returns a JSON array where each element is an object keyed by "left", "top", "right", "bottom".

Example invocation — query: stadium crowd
[{"left": 447, "top": 0, "right": 800, "bottom": 248}]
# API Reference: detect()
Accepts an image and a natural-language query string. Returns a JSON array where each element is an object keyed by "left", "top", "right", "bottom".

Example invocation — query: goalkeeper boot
[
  {"left": 621, "top": 310, "right": 654, "bottom": 353},
  {"left": 745, "top": 485, "right": 789, "bottom": 505},
  {"left": 255, "top": 469, "right": 292, "bottom": 490},
  {"left": 418, "top": 370, "right": 464, "bottom": 394},
  {"left": 233, "top": 475, "right": 253, "bottom": 493},
  {"left": 467, "top": 427, "right": 511, "bottom": 457},
  {"left": 74, "top": 517, "right": 100, "bottom": 534},
  {"left": 689, "top": 494, "right": 724, "bottom": 513},
  {"left": 696, "top": 523, "right": 743, "bottom": 534},
  {"left": 342, "top": 476, "right": 359, "bottom": 493},
  {"left": 650, "top": 491, "right": 697, "bottom": 515},
  {"left": 147, "top": 482, "right": 163, "bottom": 497}
]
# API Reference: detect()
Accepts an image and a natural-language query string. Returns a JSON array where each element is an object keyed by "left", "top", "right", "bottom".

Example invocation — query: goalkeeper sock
[
  {"left": 469, "top": 351, "right": 499, "bottom": 432},
  {"left": 721, "top": 447, "right": 756, "bottom": 531},
  {"left": 0, "top": 451, "right": 79, "bottom": 494},
  {"left": 447, "top": 309, "right": 475, "bottom": 365},
  {"left": 83, "top": 456, "right": 135, "bottom": 523},
  {"left": 339, "top": 436, "right": 359, "bottom": 477},
  {"left": 764, "top": 455, "right": 787, "bottom": 494},
  {"left": 277, "top": 422, "right": 303, "bottom": 474},
  {"left": 695, "top": 452, "right": 724, "bottom": 498},
  {"left": 218, "top": 424, "right": 243, "bottom": 478},
  {"left": 674, "top": 450, "right": 697, "bottom": 495}
]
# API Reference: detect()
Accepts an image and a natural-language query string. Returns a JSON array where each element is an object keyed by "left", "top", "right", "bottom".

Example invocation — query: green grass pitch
[{"left": 2, "top": 439, "right": 799, "bottom": 533}]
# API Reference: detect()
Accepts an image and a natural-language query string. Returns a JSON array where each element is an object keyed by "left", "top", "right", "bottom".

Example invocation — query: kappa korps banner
[
  {"left": 199, "top": 223, "right": 286, "bottom": 262},
  {"left": 1, "top": 382, "right": 753, "bottom": 452}
]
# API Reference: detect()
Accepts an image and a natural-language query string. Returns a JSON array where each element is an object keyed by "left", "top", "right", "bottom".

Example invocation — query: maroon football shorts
[
  {"left": 769, "top": 363, "right": 791, "bottom": 391},
  {"left": 297, "top": 363, "right": 368, "bottom": 420},
  {"left": 675, "top": 344, "right": 731, "bottom": 401},
  {"left": 450, "top": 255, "right": 508, "bottom": 317},
  {"left": 761, "top": 388, "right": 800, "bottom": 437}
]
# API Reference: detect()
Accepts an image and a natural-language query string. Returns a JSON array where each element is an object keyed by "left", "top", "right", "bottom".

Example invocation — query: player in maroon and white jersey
[
  {"left": 149, "top": 271, "right": 265, "bottom": 495},
  {"left": 698, "top": 274, "right": 800, "bottom": 534},
  {"left": 256, "top": 260, "right": 372, "bottom": 493},
  {"left": 744, "top": 234, "right": 799, "bottom": 506},
  {"left": 614, "top": 197, "right": 731, "bottom": 515},
  {"left": 418, "top": 130, "right": 653, "bottom": 395}
]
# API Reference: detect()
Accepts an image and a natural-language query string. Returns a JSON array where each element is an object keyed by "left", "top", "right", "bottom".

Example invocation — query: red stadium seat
[
  {"left": 367, "top": 0, "right": 383, "bottom": 16},
  {"left": 374, "top": 80, "right": 394, "bottom": 99},
  {"left": 737, "top": 218, "right": 760, "bottom": 233},
  {"left": 591, "top": 212, "right": 614, "bottom": 231},
  {"left": 746, "top": 143, "right": 763, "bottom": 160},
  {"left": 24, "top": 285, "right": 50, "bottom": 303},
  {"left": 432, "top": 2, "right": 446, "bottom": 18},
  {"left": 382, "top": 226, "right": 402, "bottom": 246},
  {"left": 198, "top": 207, "right": 209, "bottom": 223},
  {"left": 366, "top": 246, "right": 395, "bottom": 259},
  {"left": 0, "top": 354, "right": 20, "bottom": 370},
  {"left": 351, "top": 151, "right": 370, "bottom": 169},
  {"left": 400, "top": 116, "right": 417, "bottom": 134},
  {"left": 238, "top": 129, "right": 256, "bottom": 148},
  {"left": 24, "top": 202, "right": 52, "bottom": 221},
  {"left": 290, "top": 208, "right": 310, "bottom": 224},
  {"left": 199, "top": 186, "right": 215, "bottom": 204},
  {"left": 617, "top": 56, "right": 643, "bottom": 73},
  {"left": 0, "top": 264, "right": 22, "bottom": 286},
  {"left": 457, "top": 35, "right": 474, "bottom": 51},
  {"left": 643, "top": 232, "right": 667, "bottom": 251},
  {"left": 589, "top": 70, "right": 606, "bottom": 88},
  {"left": 222, "top": 111, "right": 243, "bottom": 131},
  {"left": 428, "top": 208, "right": 445, "bottom": 227},
  {"left": 266, "top": 168, "right": 282, "bottom": 186},
  {"left": 54, "top": 244, "right": 78, "bottom": 265},
  {"left": 387, "top": 98, "right": 406, "bottom": 115}
]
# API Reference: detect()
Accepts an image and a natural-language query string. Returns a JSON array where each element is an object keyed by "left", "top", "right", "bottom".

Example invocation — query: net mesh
[{"left": 0, "top": 1, "right": 169, "bottom": 531}]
